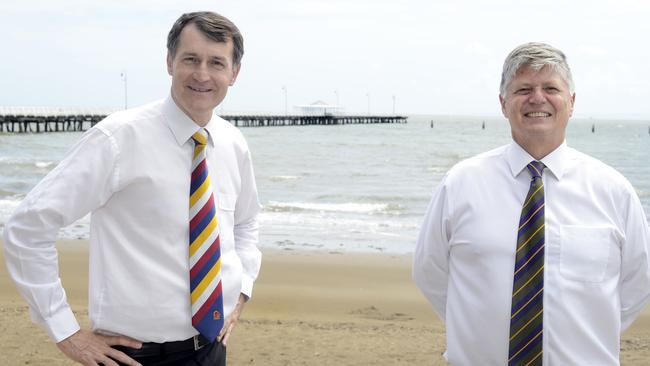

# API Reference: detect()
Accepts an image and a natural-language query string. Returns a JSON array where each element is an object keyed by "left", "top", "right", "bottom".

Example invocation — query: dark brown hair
[{"left": 167, "top": 11, "right": 244, "bottom": 66}]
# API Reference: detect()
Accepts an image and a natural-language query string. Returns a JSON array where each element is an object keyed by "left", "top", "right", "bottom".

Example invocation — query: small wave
[
  {"left": 269, "top": 175, "right": 300, "bottom": 182},
  {"left": 35, "top": 161, "right": 55, "bottom": 169},
  {"left": 426, "top": 166, "right": 448, "bottom": 173},
  {"left": 259, "top": 212, "right": 419, "bottom": 230},
  {"left": 0, "top": 157, "right": 57, "bottom": 170},
  {"left": 263, "top": 201, "right": 401, "bottom": 214}
]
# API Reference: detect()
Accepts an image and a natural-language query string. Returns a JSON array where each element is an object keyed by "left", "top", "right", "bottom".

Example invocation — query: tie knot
[
  {"left": 527, "top": 161, "right": 545, "bottom": 179},
  {"left": 191, "top": 129, "right": 209, "bottom": 146}
]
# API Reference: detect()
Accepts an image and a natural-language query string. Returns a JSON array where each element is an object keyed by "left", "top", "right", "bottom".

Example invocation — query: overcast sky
[{"left": 2, "top": 0, "right": 649, "bottom": 118}]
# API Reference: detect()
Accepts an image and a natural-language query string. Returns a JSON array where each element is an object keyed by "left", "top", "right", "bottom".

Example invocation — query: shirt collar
[
  {"left": 506, "top": 140, "right": 568, "bottom": 180},
  {"left": 161, "top": 95, "right": 216, "bottom": 147}
]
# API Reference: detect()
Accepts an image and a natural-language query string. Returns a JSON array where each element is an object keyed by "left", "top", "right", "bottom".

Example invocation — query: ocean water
[{"left": 1, "top": 116, "right": 648, "bottom": 253}]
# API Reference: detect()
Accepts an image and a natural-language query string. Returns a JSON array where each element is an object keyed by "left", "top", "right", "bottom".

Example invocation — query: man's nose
[
  {"left": 192, "top": 64, "right": 210, "bottom": 82},
  {"left": 528, "top": 88, "right": 546, "bottom": 104}
]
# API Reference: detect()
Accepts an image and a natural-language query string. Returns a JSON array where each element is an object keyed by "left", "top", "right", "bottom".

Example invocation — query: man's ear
[
  {"left": 166, "top": 53, "right": 173, "bottom": 76},
  {"left": 499, "top": 94, "right": 508, "bottom": 118},
  {"left": 230, "top": 63, "right": 241, "bottom": 86}
]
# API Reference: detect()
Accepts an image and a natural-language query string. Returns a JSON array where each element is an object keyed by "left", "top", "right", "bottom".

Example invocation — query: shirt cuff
[
  {"left": 35, "top": 306, "right": 81, "bottom": 342},
  {"left": 240, "top": 274, "right": 255, "bottom": 300}
]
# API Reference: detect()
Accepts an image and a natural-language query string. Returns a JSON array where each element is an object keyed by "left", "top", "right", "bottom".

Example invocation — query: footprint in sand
[{"left": 349, "top": 306, "right": 414, "bottom": 321}]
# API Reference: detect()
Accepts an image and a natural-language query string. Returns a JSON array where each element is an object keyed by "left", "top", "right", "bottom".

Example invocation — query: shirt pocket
[
  {"left": 215, "top": 192, "right": 237, "bottom": 246},
  {"left": 217, "top": 192, "right": 237, "bottom": 212},
  {"left": 559, "top": 225, "right": 613, "bottom": 283}
]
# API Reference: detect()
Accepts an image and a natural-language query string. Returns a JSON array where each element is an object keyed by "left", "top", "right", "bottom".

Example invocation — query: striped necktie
[
  {"left": 508, "top": 161, "right": 545, "bottom": 366},
  {"left": 189, "top": 128, "right": 224, "bottom": 342}
]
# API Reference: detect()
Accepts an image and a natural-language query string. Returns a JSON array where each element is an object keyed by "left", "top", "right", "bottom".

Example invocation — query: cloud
[{"left": 1, "top": 0, "right": 649, "bottom": 117}]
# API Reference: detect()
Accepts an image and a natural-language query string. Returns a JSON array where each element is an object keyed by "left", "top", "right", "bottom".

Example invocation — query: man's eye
[
  {"left": 184, "top": 57, "right": 197, "bottom": 63},
  {"left": 515, "top": 88, "right": 531, "bottom": 94}
]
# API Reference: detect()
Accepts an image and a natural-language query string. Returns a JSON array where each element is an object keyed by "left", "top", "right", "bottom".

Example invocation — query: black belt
[{"left": 116, "top": 335, "right": 212, "bottom": 358}]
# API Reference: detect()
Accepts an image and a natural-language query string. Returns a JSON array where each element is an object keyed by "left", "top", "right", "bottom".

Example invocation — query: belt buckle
[{"left": 193, "top": 335, "right": 204, "bottom": 351}]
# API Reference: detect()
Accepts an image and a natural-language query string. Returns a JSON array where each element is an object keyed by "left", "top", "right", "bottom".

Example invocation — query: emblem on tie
[{"left": 189, "top": 128, "right": 224, "bottom": 342}]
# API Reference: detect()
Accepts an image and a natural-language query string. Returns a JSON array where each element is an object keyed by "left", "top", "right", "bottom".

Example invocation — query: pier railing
[{"left": 0, "top": 107, "right": 407, "bottom": 133}]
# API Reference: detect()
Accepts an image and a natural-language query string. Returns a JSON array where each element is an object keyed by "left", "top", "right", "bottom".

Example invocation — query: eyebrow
[
  {"left": 179, "top": 52, "right": 227, "bottom": 62},
  {"left": 512, "top": 81, "right": 561, "bottom": 88}
]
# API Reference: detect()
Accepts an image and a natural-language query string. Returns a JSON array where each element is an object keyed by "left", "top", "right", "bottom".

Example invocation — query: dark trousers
[{"left": 113, "top": 341, "right": 226, "bottom": 366}]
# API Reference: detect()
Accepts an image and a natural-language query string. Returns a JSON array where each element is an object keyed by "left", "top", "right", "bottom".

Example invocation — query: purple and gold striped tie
[
  {"left": 189, "top": 128, "right": 224, "bottom": 342},
  {"left": 508, "top": 161, "right": 545, "bottom": 366}
]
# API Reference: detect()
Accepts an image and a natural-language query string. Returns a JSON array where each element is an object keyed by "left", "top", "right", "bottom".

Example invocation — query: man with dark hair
[
  {"left": 413, "top": 42, "right": 650, "bottom": 365},
  {"left": 3, "top": 11, "right": 261, "bottom": 366},
  {"left": 167, "top": 12, "right": 244, "bottom": 66}
]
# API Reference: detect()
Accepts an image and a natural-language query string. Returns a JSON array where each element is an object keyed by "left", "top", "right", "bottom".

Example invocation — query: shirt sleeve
[
  {"left": 413, "top": 176, "right": 452, "bottom": 322},
  {"left": 619, "top": 185, "right": 650, "bottom": 331},
  {"left": 2, "top": 127, "right": 117, "bottom": 342},
  {"left": 233, "top": 145, "right": 262, "bottom": 299}
]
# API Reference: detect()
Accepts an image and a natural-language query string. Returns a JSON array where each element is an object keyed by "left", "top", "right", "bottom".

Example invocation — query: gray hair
[
  {"left": 499, "top": 42, "right": 574, "bottom": 96},
  {"left": 167, "top": 11, "right": 244, "bottom": 67}
]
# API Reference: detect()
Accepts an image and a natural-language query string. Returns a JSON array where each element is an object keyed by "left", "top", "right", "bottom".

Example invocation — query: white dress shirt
[
  {"left": 2, "top": 96, "right": 262, "bottom": 343},
  {"left": 413, "top": 141, "right": 650, "bottom": 365}
]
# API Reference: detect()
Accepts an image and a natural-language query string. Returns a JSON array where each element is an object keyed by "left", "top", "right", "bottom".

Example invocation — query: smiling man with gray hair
[{"left": 413, "top": 42, "right": 650, "bottom": 365}]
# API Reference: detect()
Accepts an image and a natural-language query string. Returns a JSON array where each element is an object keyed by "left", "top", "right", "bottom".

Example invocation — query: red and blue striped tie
[
  {"left": 189, "top": 128, "right": 224, "bottom": 342},
  {"left": 509, "top": 161, "right": 545, "bottom": 366}
]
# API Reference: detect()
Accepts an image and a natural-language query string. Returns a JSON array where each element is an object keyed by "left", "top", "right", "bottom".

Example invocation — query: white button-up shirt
[
  {"left": 2, "top": 96, "right": 262, "bottom": 343},
  {"left": 413, "top": 141, "right": 650, "bottom": 365}
]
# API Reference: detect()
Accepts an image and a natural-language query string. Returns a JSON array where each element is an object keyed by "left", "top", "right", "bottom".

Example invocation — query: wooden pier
[
  {"left": 0, "top": 107, "right": 407, "bottom": 133},
  {"left": 0, "top": 114, "right": 105, "bottom": 133},
  {"left": 223, "top": 114, "right": 407, "bottom": 127},
  {"left": 0, "top": 107, "right": 113, "bottom": 133}
]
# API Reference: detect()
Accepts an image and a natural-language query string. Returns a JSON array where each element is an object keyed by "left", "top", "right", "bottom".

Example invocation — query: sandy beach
[{"left": 1, "top": 240, "right": 649, "bottom": 365}]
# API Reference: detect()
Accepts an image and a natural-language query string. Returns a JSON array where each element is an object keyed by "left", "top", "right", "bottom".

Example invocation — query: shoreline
[{"left": 1, "top": 240, "right": 649, "bottom": 365}]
